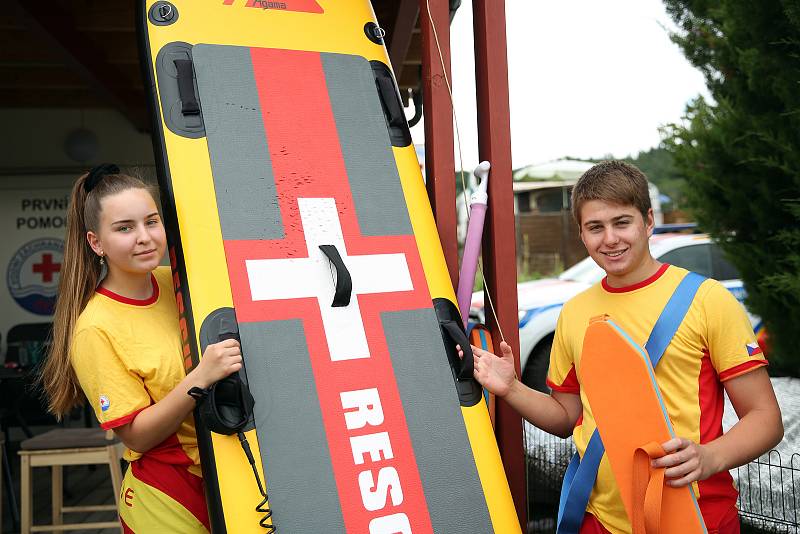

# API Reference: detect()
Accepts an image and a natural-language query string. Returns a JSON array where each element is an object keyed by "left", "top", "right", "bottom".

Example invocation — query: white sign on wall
[{"left": 1, "top": 189, "right": 69, "bottom": 356}]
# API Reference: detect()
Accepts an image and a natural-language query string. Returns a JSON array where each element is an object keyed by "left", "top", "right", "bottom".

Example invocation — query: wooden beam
[
  {"left": 0, "top": 89, "right": 125, "bottom": 108},
  {"left": 420, "top": 0, "right": 459, "bottom": 288},
  {"left": 399, "top": 64, "right": 420, "bottom": 90},
  {"left": 15, "top": 0, "right": 149, "bottom": 131},
  {"left": 388, "top": 0, "right": 419, "bottom": 82},
  {"left": 0, "top": 29, "right": 60, "bottom": 63},
  {"left": 402, "top": 36, "right": 423, "bottom": 65},
  {"left": 0, "top": 64, "right": 144, "bottom": 91},
  {"left": 473, "top": 0, "right": 527, "bottom": 529}
]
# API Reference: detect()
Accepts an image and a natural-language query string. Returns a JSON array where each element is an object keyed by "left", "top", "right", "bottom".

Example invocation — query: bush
[{"left": 662, "top": 0, "right": 800, "bottom": 375}]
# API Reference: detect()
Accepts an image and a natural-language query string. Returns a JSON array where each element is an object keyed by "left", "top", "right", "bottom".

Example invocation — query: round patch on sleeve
[{"left": 99, "top": 395, "right": 110, "bottom": 412}]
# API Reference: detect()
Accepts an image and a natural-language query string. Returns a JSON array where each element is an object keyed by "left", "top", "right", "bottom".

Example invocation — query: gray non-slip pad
[{"left": 192, "top": 44, "right": 493, "bottom": 532}]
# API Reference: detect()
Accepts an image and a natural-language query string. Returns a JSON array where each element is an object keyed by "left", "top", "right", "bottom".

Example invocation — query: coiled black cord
[{"left": 238, "top": 431, "right": 276, "bottom": 533}]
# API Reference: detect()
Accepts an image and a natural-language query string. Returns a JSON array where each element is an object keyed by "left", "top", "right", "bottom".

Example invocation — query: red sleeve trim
[
  {"left": 547, "top": 365, "right": 580, "bottom": 394},
  {"left": 718, "top": 359, "right": 768, "bottom": 382},
  {"left": 101, "top": 407, "right": 147, "bottom": 430}
]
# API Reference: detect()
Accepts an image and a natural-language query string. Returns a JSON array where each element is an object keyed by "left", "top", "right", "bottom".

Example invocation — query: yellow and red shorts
[{"left": 118, "top": 456, "right": 209, "bottom": 533}]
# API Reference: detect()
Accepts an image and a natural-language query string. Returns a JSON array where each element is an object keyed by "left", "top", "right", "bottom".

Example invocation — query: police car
[{"left": 471, "top": 231, "right": 766, "bottom": 392}]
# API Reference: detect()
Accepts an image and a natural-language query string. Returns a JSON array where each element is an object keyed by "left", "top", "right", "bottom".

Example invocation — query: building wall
[
  {"left": 0, "top": 108, "right": 156, "bottom": 360},
  {"left": 517, "top": 212, "right": 585, "bottom": 276}
]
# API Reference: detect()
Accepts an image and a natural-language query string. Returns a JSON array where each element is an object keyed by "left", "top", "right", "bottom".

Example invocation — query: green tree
[
  {"left": 662, "top": 0, "right": 800, "bottom": 374},
  {"left": 625, "top": 147, "right": 686, "bottom": 209}
]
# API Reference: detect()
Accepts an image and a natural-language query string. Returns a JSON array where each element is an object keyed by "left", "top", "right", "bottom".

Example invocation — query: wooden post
[
  {"left": 473, "top": 0, "right": 528, "bottom": 530},
  {"left": 419, "top": 0, "right": 459, "bottom": 287}
]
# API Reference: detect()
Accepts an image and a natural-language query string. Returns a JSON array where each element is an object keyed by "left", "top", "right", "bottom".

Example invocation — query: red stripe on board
[
  {"left": 130, "top": 455, "right": 210, "bottom": 531},
  {"left": 220, "top": 47, "right": 434, "bottom": 533},
  {"left": 222, "top": 0, "right": 323, "bottom": 14},
  {"left": 224, "top": 235, "right": 430, "bottom": 323}
]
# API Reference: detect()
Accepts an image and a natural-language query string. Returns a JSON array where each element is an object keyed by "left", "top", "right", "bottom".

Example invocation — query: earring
[{"left": 99, "top": 255, "right": 105, "bottom": 266}]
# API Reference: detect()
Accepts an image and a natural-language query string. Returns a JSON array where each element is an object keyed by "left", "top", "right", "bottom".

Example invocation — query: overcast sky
[{"left": 408, "top": 0, "right": 710, "bottom": 171}]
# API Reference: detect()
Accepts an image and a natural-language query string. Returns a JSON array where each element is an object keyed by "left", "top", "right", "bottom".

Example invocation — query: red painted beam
[
  {"left": 419, "top": 0, "right": 459, "bottom": 288},
  {"left": 473, "top": 0, "right": 527, "bottom": 529}
]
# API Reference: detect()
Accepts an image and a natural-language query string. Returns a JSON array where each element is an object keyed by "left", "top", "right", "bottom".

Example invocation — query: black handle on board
[{"left": 319, "top": 244, "right": 353, "bottom": 307}]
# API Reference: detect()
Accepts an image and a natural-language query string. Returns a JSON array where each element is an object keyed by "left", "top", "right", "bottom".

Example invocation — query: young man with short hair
[{"left": 470, "top": 161, "right": 782, "bottom": 533}]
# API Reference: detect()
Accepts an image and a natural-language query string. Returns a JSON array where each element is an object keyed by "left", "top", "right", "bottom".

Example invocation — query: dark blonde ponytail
[{"left": 41, "top": 169, "right": 154, "bottom": 417}]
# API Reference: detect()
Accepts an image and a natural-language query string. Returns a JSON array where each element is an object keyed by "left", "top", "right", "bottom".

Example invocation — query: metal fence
[
  {"left": 525, "top": 424, "right": 800, "bottom": 533},
  {"left": 734, "top": 451, "right": 800, "bottom": 533}
]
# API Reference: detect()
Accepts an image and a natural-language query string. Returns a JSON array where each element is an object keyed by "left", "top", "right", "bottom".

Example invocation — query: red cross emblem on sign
[{"left": 32, "top": 253, "right": 61, "bottom": 283}]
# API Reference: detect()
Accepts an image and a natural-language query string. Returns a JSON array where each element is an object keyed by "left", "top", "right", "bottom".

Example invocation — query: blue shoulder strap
[
  {"left": 556, "top": 271, "right": 706, "bottom": 534},
  {"left": 644, "top": 272, "right": 706, "bottom": 367}
]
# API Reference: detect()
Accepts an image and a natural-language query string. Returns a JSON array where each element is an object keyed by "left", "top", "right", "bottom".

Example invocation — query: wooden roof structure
[{"left": 3, "top": 0, "right": 447, "bottom": 131}]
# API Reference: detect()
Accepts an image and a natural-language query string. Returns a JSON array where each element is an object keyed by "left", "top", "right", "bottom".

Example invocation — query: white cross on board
[{"left": 245, "top": 197, "right": 413, "bottom": 361}]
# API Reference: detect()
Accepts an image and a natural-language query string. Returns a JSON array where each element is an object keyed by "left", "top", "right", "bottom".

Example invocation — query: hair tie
[{"left": 84, "top": 163, "right": 120, "bottom": 193}]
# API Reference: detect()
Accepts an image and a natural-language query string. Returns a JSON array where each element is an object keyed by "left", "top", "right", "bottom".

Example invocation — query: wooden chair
[
  {"left": 1, "top": 435, "right": 4, "bottom": 534},
  {"left": 18, "top": 428, "right": 124, "bottom": 533},
  {"left": 0, "top": 434, "right": 16, "bottom": 534}
]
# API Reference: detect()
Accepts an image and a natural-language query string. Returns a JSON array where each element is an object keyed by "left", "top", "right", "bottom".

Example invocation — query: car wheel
[{"left": 522, "top": 336, "right": 552, "bottom": 394}]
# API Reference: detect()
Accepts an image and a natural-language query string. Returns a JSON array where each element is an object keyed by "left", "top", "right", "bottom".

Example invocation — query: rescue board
[
  {"left": 580, "top": 316, "right": 707, "bottom": 534},
  {"left": 137, "top": 1, "right": 519, "bottom": 532}
]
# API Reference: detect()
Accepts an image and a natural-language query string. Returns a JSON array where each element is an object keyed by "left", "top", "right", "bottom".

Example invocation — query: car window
[
  {"left": 710, "top": 244, "right": 740, "bottom": 281},
  {"left": 559, "top": 256, "right": 603, "bottom": 284},
  {"left": 657, "top": 244, "right": 713, "bottom": 278}
]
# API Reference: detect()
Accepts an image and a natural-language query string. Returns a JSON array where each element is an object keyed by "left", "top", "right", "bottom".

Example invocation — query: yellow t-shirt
[
  {"left": 71, "top": 266, "right": 200, "bottom": 475},
  {"left": 547, "top": 264, "right": 767, "bottom": 534}
]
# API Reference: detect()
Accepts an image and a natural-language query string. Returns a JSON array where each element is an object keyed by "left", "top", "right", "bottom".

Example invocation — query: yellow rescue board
[{"left": 138, "top": 1, "right": 519, "bottom": 532}]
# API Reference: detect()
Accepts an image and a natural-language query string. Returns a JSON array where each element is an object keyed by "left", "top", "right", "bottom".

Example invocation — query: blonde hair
[{"left": 41, "top": 170, "right": 155, "bottom": 417}]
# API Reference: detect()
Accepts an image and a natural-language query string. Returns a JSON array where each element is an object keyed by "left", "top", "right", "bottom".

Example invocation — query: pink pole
[{"left": 456, "top": 161, "right": 490, "bottom": 328}]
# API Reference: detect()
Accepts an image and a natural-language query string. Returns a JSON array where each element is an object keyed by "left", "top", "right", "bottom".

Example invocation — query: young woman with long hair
[{"left": 41, "top": 165, "right": 241, "bottom": 533}]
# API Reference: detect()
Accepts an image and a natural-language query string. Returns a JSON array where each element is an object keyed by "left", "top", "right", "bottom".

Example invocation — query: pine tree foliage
[
  {"left": 662, "top": 0, "right": 800, "bottom": 374},
  {"left": 625, "top": 147, "right": 685, "bottom": 208}
]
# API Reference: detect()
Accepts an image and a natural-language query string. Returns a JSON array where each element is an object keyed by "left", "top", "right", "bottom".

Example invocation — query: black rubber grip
[
  {"left": 174, "top": 59, "right": 200, "bottom": 116},
  {"left": 318, "top": 244, "right": 353, "bottom": 307},
  {"left": 218, "top": 315, "right": 240, "bottom": 342},
  {"left": 440, "top": 320, "right": 474, "bottom": 380},
  {"left": 376, "top": 75, "right": 406, "bottom": 128}
]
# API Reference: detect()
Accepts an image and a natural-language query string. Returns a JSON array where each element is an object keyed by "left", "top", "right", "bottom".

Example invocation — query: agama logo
[
  {"left": 221, "top": 0, "right": 323, "bottom": 14},
  {"left": 6, "top": 238, "right": 64, "bottom": 316}
]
